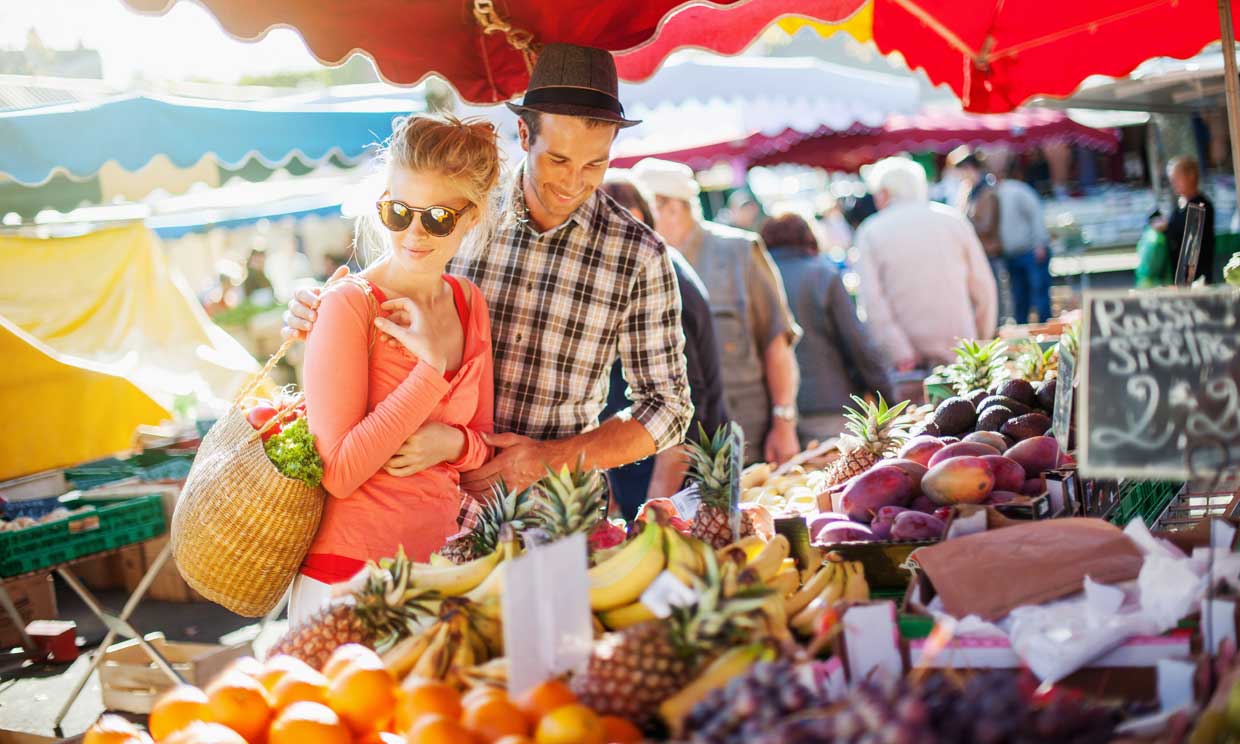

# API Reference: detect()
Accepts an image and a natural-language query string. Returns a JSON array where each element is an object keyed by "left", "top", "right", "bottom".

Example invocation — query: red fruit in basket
[{"left": 245, "top": 404, "right": 282, "bottom": 441}]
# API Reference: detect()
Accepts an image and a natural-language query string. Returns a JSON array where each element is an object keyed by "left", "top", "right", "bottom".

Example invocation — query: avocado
[
  {"left": 996, "top": 379, "right": 1037, "bottom": 407},
  {"left": 1001, "top": 412, "right": 1052, "bottom": 441},
  {"left": 978, "top": 395, "right": 1033, "bottom": 417},
  {"left": 965, "top": 388, "right": 989, "bottom": 410},
  {"left": 930, "top": 396, "right": 977, "bottom": 436},
  {"left": 977, "top": 405, "right": 1014, "bottom": 432},
  {"left": 1035, "top": 378, "right": 1057, "bottom": 412},
  {"left": 914, "top": 421, "right": 942, "bottom": 437}
]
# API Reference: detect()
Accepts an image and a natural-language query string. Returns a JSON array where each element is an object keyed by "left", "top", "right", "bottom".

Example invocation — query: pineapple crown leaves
[
  {"left": 467, "top": 477, "right": 538, "bottom": 555},
  {"left": 685, "top": 422, "right": 741, "bottom": 510},
  {"left": 353, "top": 548, "right": 442, "bottom": 647},
  {"left": 666, "top": 548, "right": 771, "bottom": 660},
  {"left": 839, "top": 393, "right": 912, "bottom": 455},
  {"left": 945, "top": 338, "right": 1010, "bottom": 394},
  {"left": 529, "top": 458, "right": 608, "bottom": 538}
]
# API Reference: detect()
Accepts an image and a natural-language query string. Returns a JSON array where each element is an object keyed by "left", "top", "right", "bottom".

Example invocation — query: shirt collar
[{"left": 508, "top": 161, "right": 599, "bottom": 236}]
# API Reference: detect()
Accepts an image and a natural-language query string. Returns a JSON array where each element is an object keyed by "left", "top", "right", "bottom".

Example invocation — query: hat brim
[{"left": 506, "top": 101, "right": 641, "bottom": 129}]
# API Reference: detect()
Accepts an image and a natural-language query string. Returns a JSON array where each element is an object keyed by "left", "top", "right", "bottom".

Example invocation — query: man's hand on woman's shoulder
[{"left": 282, "top": 265, "right": 350, "bottom": 340}]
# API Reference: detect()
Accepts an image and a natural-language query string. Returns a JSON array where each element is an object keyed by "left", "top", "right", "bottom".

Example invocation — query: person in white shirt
[
  {"left": 996, "top": 171, "right": 1052, "bottom": 322},
  {"left": 853, "top": 157, "right": 998, "bottom": 371}
]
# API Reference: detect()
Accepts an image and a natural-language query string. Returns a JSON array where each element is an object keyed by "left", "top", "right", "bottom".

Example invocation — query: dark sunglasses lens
[
  {"left": 421, "top": 207, "right": 456, "bottom": 237},
  {"left": 378, "top": 201, "right": 414, "bottom": 231}
]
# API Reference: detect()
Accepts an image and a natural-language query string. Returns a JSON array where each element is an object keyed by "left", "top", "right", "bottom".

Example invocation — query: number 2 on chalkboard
[
  {"left": 1186, "top": 378, "right": 1240, "bottom": 441},
  {"left": 1091, "top": 375, "right": 1176, "bottom": 451}
]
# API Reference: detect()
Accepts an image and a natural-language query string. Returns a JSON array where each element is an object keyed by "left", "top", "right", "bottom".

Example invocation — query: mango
[
  {"left": 981, "top": 455, "right": 1026, "bottom": 492},
  {"left": 921, "top": 456, "right": 995, "bottom": 505},
  {"left": 839, "top": 466, "right": 914, "bottom": 522},
  {"left": 963, "top": 431, "right": 1009, "bottom": 451},
  {"left": 1005, "top": 436, "right": 1062, "bottom": 478},
  {"left": 875, "top": 459, "right": 927, "bottom": 494},
  {"left": 927, "top": 441, "right": 1001, "bottom": 467},
  {"left": 898, "top": 436, "right": 945, "bottom": 467},
  {"left": 891, "top": 511, "right": 947, "bottom": 542}
]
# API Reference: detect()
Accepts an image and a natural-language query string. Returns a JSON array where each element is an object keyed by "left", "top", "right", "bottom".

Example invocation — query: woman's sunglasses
[{"left": 376, "top": 199, "right": 474, "bottom": 237}]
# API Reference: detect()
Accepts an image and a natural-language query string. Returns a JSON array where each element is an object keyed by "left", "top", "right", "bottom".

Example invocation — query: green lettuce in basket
[{"left": 263, "top": 417, "right": 324, "bottom": 488}]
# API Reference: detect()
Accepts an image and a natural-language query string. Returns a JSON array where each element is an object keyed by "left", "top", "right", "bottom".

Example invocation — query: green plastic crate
[
  {"left": 0, "top": 494, "right": 166, "bottom": 577},
  {"left": 64, "top": 452, "right": 195, "bottom": 490},
  {"left": 1106, "top": 480, "right": 1181, "bottom": 527}
]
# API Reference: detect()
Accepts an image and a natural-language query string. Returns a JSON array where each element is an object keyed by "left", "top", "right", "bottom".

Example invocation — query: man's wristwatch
[{"left": 771, "top": 404, "right": 798, "bottom": 423}]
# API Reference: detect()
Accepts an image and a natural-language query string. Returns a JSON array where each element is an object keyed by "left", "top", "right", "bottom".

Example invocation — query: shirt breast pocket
[{"left": 712, "top": 308, "right": 754, "bottom": 367}]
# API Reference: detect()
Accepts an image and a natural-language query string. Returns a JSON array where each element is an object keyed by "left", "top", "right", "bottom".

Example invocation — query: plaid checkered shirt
[{"left": 448, "top": 169, "right": 692, "bottom": 459}]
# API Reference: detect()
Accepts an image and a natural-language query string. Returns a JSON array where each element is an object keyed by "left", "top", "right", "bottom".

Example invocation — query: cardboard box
[
  {"left": 0, "top": 574, "right": 57, "bottom": 649},
  {"left": 100, "top": 633, "right": 252, "bottom": 713}
]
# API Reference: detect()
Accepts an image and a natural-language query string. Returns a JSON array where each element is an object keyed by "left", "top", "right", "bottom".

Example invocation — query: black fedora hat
[{"left": 506, "top": 43, "right": 640, "bottom": 128}]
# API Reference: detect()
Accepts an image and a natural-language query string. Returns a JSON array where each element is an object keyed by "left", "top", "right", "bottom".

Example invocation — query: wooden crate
[{"left": 100, "top": 633, "right": 252, "bottom": 714}]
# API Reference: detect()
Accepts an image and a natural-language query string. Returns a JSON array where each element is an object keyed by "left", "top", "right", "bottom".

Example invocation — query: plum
[
  {"left": 909, "top": 494, "right": 937, "bottom": 513},
  {"left": 891, "top": 511, "right": 947, "bottom": 542},
  {"left": 813, "top": 520, "right": 875, "bottom": 544},
  {"left": 807, "top": 511, "right": 853, "bottom": 535},
  {"left": 1021, "top": 477, "right": 1048, "bottom": 496}
]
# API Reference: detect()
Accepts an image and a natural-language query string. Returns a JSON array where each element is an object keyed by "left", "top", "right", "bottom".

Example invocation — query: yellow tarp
[
  {"left": 776, "top": 1, "right": 874, "bottom": 44},
  {"left": 0, "top": 318, "right": 168, "bottom": 479},
  {"left": 0, "top": 222, "right": 260, "bottom": 479}
]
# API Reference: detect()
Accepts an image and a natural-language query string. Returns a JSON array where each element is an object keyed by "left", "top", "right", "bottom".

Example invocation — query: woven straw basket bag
[{"left": 174, "top": 277, "right": 375, "bottom": 617}]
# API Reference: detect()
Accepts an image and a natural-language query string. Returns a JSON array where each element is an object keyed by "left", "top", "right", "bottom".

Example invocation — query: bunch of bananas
[
  {"left": 382, "top": 597, "right": 502, "bottom": 687},
  {"left": 786, "top": 553, "right": 869, "bottom": 635}
]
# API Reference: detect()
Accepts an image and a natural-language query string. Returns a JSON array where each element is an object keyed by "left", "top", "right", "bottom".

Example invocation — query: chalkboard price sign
[
  {"left": 1052, "top": 344, "right": 1075, "bottom": 451},
  {"left": 1078, "top": 287, "right": 1240, "bottom": 479}
]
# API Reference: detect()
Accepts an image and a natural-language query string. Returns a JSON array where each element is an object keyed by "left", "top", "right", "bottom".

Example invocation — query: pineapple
[
  {"left": 571, "top": 552, "right": 770, "bottom": 731},
  {"left": 685, "top": 423, "right": 746, "bottom": 548},
  {"left": 1014, "top": 339, "right": 1057, "bottom": 382},
  {"left": 268, "top": 551, "right": 438, "bottom": 670},
  {"left": 821, "top": 394, "right": 911, "bottom": 487},
  {"left": 438, "top": 479, "right": 536, "bottom": 563},
  {"left": 531, "top": 462, "right": 608, "bottom": 540},
  {"left": 943, "top": 338, "right": 1009, "bottom": 395}
]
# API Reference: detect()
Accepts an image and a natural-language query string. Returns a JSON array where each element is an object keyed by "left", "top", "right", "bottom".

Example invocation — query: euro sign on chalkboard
[{"left": 1078, "top": 287, "right": 1240, "bottom": 479}]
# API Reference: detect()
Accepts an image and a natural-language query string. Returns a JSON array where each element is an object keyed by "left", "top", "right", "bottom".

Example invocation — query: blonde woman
[{"left": 292, "top": 115, "right": 500, "bottom": 623}]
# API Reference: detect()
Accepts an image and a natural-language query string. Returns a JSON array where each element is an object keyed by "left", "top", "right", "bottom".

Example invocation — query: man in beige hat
[
  {"left": 285, "top": 44, "right": 692, "bottom": 495},
  {"left": 633, "top": 158, "right": 802, "bottom": 465}
]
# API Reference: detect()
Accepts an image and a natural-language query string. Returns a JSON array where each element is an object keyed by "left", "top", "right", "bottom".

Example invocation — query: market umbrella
[{"left": 121, "top": 0, "right": 868, "bottom": 103}]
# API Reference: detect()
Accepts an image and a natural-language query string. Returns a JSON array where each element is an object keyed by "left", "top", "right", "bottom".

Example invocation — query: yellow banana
[
  {"left": 588, "top": 521, "right": 667, "bottom": 611},
  {"left": 411, "top": 623, "right": 450, "bottom": 681},
  {"left": 799, "top": 546, "right": 824, "bottom": 584},
  {"left": 716, "top": 535, "right": 765, "bottom": 564},
  {"left": 428, "top": 553, "right": 454, "bottom": 567},
  {"left": 664, "top": 527, "right": 705, "bottom": 586},
  {"left": 740, "top": 462, "right": 772, "bottom": 490},
  {"left": 791, "top": 596, "right": 828, "bottom": 635},
  {"left": 382, "top": 628, "right": 435, "bottom": 679},
  {"left": 598, "top": 600, "right": 658, "bottom": 630},
  {"left": 409, "top": 548, "right": 502, "bottom": 595},
  {"left": 659, "top": 644, "right": 768, "bottom": 737},
  {"left": 820, "top": 561, "right": 848, "bottom": 606},
  {"left": 759, "top": 592, "right": 793, "bottom": 642},
  {"left": 843, "top": 561, "right": 870, "bottom": 602},
  {"left": 785, "top": 562, "right": 836, "bottom": 617},
  {"left": 766, "top": 567, "right": 799, "bottom": 598},
  {"left": 780, "top": 558, "right": 797, "bottom": 572},
  {"left": 746, "top": 534, "right": 789, "bottom": 583}
]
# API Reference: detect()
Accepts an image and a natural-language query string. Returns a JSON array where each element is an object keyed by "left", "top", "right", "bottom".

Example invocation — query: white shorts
[{"left": 288, "top": 574, "right": 333, "bottom": 628}]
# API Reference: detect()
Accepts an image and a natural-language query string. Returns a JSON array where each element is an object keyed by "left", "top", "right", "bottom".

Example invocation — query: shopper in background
[
  {"left": 950, "top": 149, "right": 1010, "bottom": 323},
  {"left": 723, "top": 189, "right": 765, "bottom": 232},
  {"left": 599, "top": 174, "right": 729, "bottom": 515},
  {"left": 853, "top": 157, "right": 998, "bottom": 370},
  {"left": 634, "top": 157, "right": 802, "bottom": 465},
  {"left": 763, "top": 213, "right": 894, "bottom": 444},
  {"left": 1156, "top": 155, "right": 1217, "bottom": 284},
  {"left": 996, "top": 165, "right": 1053, "bottom": 323}
]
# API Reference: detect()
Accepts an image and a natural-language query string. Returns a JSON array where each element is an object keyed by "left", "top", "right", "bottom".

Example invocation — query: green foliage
[{"left": 263, "top": 417, "right": 324, "bottom": 488}]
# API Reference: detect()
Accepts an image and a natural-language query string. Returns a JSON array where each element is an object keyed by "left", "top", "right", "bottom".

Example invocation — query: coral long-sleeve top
[{"left": 302, "top": 275, "right": 494, "bottom": 571}]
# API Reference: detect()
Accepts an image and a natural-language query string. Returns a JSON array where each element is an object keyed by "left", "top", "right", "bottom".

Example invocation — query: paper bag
[{"left": 906, "top": 518, "right": 1143, "bottom": 621}]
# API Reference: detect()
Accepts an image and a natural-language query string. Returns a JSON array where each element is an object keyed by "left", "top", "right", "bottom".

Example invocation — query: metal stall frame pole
[{"left": 1220, "top": 0, "right": 1240, "bottom": 214}]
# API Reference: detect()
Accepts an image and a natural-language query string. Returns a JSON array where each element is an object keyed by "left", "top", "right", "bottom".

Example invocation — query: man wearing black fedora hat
[{"left": 286, "top": 44, "right": 693, "bottom": 496}]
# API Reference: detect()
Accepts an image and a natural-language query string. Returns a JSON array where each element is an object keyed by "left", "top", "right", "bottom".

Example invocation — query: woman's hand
[
  {"left": 383, "top": 422, "right": 465, "bottom": 477},
  {"left": 374, "top": 298, "right": 448, "bottom": 374}
]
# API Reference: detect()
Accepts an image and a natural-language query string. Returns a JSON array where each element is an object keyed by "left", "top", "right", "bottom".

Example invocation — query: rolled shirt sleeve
[{"left": 617, "top": 246, "right": 694, "bottom": 452}]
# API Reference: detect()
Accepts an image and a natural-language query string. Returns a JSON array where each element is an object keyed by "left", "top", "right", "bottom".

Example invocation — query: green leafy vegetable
[
  {"left": 263, "top": 417, "right": 324, "bottom": 488},
  {"left": 1225, "top": 251, "right": 1240, "bottom": 287}
]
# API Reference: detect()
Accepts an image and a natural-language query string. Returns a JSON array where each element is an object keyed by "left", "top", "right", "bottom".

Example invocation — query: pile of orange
[{"left": 83, "top": 645, "right": 641, "bottom": 744}]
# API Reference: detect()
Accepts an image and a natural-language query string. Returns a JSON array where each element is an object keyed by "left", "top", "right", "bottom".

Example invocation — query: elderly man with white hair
[
  {"left": 853, "top": 157, "right": 998, "bottom": 370},
  {"left": 634, "top": 158, "right": 802, "bottom": 465}
]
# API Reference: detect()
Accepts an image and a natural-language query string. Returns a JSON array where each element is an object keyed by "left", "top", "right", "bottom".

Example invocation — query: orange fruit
[
  {"left": 206, "top": 671, "right": 273, "bottom": 744},
  {"left": 600, "top": 716, "right": 642, "bottom": 744},
  {"left": 162, "top": 722, "right": 249, "bottom": 744},
  {"left": 150, "top": 685, "right": 212, "bottom": 740},
  {"left": 83, "top": 715, "right": 153, "bottom": 744},
  {"left": 358, "top": 734, "right": 404, "bottom": 744},
  {"left": 461, "top": 686, "right": 507, "bottom": 708},
  {"left": 406, "top": 714, "right": 479, "bottom": 744},
  {"left": 268, "top": 702, "right": 352, "bottom": 744},
  {"left": 534, "top": 704, "right": 605, "bottom": 744},
  {"left": 462, "top": 694, "right": 530, "bottom": 742},
  {"left": 323, "top": 644, "right": 382, "bottom": 680},
  {"left": 270, "top": 668, "right": 330, "bottom": 710},
  {"left": 493, "top": 738, "right": 534, "bottom": 744},
  {"left": 326, "top": 658, "right": 398, "bottom": 734},
  {"left": 395, "top": 680, "right": 462, "bottom": 731},
  {"left": 257, "top": 655, "right": 316, "bottom": 694},
  {"left": 513, "top": 680, "right": 576, "bottom": 722},
  {"left": 224, "top": 656, "right": 266, "bottom": 680}
]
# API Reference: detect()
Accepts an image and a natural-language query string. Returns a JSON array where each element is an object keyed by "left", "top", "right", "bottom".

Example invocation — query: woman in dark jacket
[{"left": 763, "top": 213, "right": 894, "bottom": 444}]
